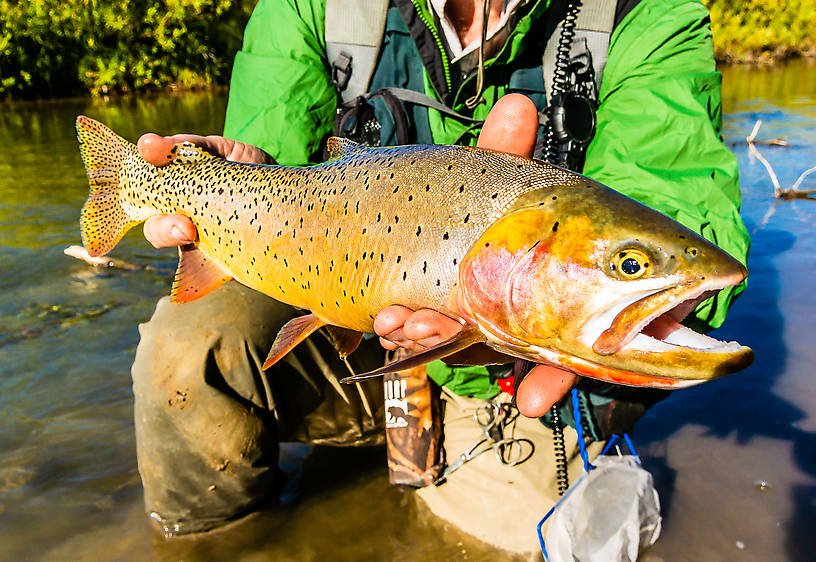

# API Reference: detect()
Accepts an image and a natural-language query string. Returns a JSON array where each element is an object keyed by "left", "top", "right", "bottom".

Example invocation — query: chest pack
[{"left": 325, "top": 0, "right": 621, "bottom": 170}]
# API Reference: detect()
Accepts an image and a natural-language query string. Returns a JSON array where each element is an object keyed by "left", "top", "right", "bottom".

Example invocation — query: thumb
[{"left": 477, "top": 93, "right": 539, "bottom": 158}]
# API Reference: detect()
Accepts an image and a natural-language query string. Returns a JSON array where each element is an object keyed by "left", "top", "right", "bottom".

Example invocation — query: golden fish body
[
  {"left": 77, "top": 116, "right": 752, "bottom": 388},
  {"left": 79, "top": 117, "right": 583, "bottom": 331}
]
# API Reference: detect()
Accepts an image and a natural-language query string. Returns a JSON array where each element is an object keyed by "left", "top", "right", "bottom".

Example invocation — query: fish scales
[
  {"left": 93, "top": 123, "right": 580, "bottom": 332},
  {"left": 77, "top": 116, "right": 753, "bottom": 388}
]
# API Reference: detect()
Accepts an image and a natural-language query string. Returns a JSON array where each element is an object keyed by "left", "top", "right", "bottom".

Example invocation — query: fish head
[{"left": 457, "top": 179, "right": 753, "bottom": 388}]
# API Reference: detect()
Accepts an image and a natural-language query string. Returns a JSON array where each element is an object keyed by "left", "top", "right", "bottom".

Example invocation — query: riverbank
[
  {"left": 0, "top": 0, "right": 254, "bottom": 99},
  {"left": 704, "top": 0, "right": 816, "bottom": 63},
  {"left": 1, "top": 1, "right": 813, "bottom": 100}
]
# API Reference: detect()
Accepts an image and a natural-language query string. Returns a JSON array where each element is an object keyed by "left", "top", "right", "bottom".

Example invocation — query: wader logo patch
[{"left": 384, "top": 378, "right": 408, "bottom": 428}]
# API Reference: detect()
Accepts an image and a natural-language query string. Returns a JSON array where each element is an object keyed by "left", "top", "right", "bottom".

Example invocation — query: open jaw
[{"left": 588, "top": 275, "right": 748, "bottom": 358}]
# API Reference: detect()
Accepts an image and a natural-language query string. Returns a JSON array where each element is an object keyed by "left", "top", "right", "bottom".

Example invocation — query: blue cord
[
  {"left": 538, "top": 389, "right": 643, "bottom": 559},
  {"left": 571, "top": 388, "right": 593, "bottom": 473}
]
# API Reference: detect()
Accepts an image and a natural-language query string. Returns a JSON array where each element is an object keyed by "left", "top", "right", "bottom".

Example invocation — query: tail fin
[{"left": 76, "top": 115, "right": 141, "bottom": 257}]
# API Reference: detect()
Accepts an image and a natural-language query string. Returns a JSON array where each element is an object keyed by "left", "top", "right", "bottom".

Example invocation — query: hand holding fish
[{"left": 139, "top": 133, "right": 275, "bottom": 247}]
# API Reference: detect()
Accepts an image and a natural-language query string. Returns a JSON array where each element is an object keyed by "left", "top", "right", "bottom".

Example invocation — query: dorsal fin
[
  {"left": 326, "top": 137, "right": 368, "bottom": 159},
  {"left": 171, "top": 245, "right": 233, "bottom": 303},
  {"left": 263, "top": 313, "right": 327, "bottom": 369}
]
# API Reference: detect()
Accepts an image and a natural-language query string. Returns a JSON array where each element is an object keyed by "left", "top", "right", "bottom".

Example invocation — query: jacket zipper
[{"left": 411, "top": 0, "right": 452, "bottom": 95}]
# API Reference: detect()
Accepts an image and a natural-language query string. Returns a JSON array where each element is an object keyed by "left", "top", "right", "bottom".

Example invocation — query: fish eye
[{"left": 611, "top": 249, "right": 650, "bottom": 280}]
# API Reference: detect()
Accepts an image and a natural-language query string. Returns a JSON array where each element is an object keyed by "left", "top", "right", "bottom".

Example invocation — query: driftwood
[
  {"left": 747, "top": 121, "right": 816, "bottom": 200},
  {"left": 64, "top": 245, "right": 148, "bottom": 270}
]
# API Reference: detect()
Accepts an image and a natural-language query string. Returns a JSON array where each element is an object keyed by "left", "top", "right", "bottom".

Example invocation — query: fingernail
[{"left": 171, "top": 226, "right": 191, "bottom": 243}]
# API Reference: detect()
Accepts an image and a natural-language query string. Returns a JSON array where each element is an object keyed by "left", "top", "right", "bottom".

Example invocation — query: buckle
[{"left": 331, "top": 52, "right": 353, "bottom": 92}]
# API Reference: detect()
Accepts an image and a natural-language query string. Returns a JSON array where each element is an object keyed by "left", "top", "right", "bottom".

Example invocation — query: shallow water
[{"left": 1, "top": 59, "right": 815, "bottom": 561}]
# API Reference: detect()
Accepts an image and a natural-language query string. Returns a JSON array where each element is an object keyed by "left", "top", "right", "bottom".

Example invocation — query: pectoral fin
[
  {"left": 263, "top": 313, "right": 326, "bottom": 369},
  {"left": 171, "top": 245, "right": 233, "bottom": 304},
  {"left": 340, "top": 327, "right": 486, "bottom": 383},
  {"left": 324, "top": 325, "right": 364, "bottom": 357}
]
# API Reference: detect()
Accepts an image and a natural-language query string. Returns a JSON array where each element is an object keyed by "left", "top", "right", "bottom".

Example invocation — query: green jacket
[{"left": 224, "top": 0, "right": 749, "bottom": 399}]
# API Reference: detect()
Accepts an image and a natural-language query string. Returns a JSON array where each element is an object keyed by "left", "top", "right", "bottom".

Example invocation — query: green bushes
[
  {"left": 703, "top": 0, "right": 816, "bottom": 62},
  {"left": 0, "top": 0, "right": 256, "bottom": 99},
  {"left": 2, "top": 1, "right": 814, "bottom": 99}
]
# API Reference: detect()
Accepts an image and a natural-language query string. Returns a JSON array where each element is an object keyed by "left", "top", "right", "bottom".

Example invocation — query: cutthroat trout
[{"left": 76, "top": 116, "right": 752, "bottom": 388}]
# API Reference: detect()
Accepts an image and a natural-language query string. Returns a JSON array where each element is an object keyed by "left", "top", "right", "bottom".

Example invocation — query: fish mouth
[{"left": 589, "top": 271, "right": 748, "bottom": 358}]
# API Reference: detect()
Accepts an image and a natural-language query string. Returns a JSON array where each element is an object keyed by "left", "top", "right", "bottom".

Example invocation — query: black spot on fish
[
  {"left": 552, "top": 222, "right": 559, "bottom": 232},
  {"left": 422, "top": 261, "right": 427, "bottom": 273},
  {"left": 443, "top": 232, "right": 449, "bottom": 240},
  {"left": 416, "top": 226, "right": 421, "bottom": 236},
  {"left": 464, "top": 214, "right": 470, "bottom": 224}
]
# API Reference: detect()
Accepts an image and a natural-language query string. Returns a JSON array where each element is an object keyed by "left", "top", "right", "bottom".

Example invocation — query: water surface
[{"left": 1, "top": 60, "right": 814, "bottom": 561}]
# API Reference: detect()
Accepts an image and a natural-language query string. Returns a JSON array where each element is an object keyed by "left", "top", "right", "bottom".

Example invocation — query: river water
[{"left": 1, "top": 60, "right": 814, "bottom": 561}]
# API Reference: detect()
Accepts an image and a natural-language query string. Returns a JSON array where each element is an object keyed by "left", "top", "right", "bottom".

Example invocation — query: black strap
[{"left": 336, "top": 86, "right": 485, "bottom": 146}]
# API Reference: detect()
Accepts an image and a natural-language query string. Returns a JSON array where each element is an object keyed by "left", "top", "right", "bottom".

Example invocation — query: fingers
[
  {"left": 477, "top": 93, "right": 539, "bottom": 158},
  {"left": 374, "top": 306, "right": 463, "bottom": 351},
  {"left": 137, "top": 133, "right": 275, "bottom": 167},
  {"left": 402, "top": 309, "right": 463, "bottom": 347},
  {"left": 138, "top": 133, "right": 183, "bottom": 167},
  {"left": 143, "top": 215, "right": 197, "bottom": 248},
  {"left": 514, "top": 365, "right": 578, "bottom": 418},
  {"left": 374, "top": 305, "right": 415, "bottom": 350}
]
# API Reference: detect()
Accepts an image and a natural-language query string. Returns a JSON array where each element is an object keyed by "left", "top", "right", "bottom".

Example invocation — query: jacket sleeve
[
  {"left": 223, "top": 0, "right": 336, "bottom": 166},
  {"left": 584, "top": 0, "right": 750, "bottom": 331}
]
